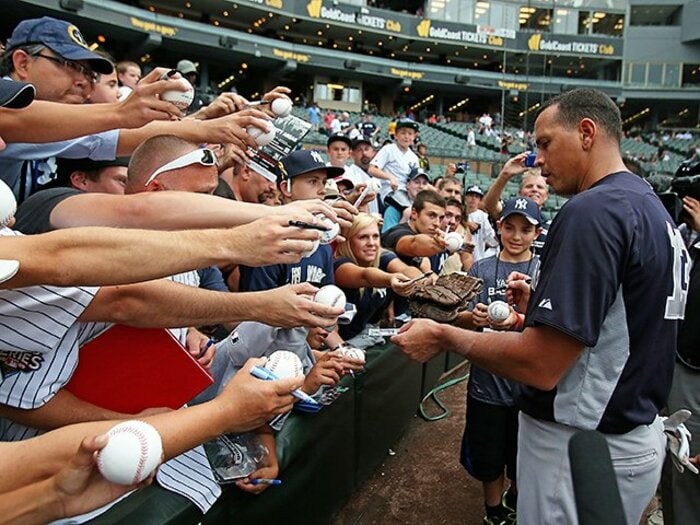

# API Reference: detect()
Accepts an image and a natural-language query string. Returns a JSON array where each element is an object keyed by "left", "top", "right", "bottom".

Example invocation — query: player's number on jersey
[{"left": 665, "top": 223, "right": 690, "bottom": 320}]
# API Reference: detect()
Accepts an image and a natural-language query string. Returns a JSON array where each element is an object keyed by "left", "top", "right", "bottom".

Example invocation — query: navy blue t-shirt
[
  {"left": 334, "top": 251, "right": 397, "bottom": 339},
  {"left": 238, "top": 244, "right": 334, "bottom": 292},
  {"left": 517, "top": 172, "right": 690, "bottom": 434}
]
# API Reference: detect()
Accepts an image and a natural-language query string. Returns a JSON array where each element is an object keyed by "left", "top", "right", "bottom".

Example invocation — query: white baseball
[
  {"left": 0, "top": 260, "right": 19, "bottom": 284},
  {"left": 444, "top": 232, "right": 463, "bottom": 253},
  {"left": 271, "top": 97, "right": 293, "bottom": 118},
  {"left": 0, "top": 180, "right": 17, "bottom": 227},
  {"left": 247, "top": 124, "right": 276, "bottom": 147},
  {"left": 488, "top": 301, "right": 511, "bottom": 322},
  {"left": 315, "top": 214, "right": 340, "bottom": 245},
  {"left": 160, "top": 77, "right": 194, "bottom": 112},
  {"left": 337, "top": 346, "right": 366, "bottom": 363},
  {"left": 265, "top": 350, "right": 304, "bottom": 378},
  {"left": 97, "top": 421, "right": 163, "bottom": 486},
  {"left": 314, "top": 284, "right": 347, "bottom": 309}
]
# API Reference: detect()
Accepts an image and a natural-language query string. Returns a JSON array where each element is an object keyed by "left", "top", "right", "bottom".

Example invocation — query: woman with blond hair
[{"left": 334, "top": 213, "right": 421, "bottom": 347}]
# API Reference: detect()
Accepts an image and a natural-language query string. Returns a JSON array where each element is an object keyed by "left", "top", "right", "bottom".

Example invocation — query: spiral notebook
[{"left": 66, "top": 324, "right": 214, "bottom": 413}]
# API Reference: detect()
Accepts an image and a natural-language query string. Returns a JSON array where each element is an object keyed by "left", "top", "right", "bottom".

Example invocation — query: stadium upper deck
[{"left": 3, "top": 0, "right": 700, "bottom": 129}]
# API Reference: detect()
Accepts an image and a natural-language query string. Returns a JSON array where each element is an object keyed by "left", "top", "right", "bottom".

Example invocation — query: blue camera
[{"left": 524, "top": 152, "right": 537, "bottom": 168}]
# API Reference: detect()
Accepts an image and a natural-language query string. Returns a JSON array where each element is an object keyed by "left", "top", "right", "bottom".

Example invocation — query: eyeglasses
[
  {"left": 32, "top": 52, "right": 97, "bottom": 83},
  {"left": 144, "top": 148, "right": 217, "bottom": 186}
]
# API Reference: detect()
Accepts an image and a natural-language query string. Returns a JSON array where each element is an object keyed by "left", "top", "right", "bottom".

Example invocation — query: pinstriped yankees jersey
[{"left": 0, "top": 235, "right": 220, "bottom": 519}]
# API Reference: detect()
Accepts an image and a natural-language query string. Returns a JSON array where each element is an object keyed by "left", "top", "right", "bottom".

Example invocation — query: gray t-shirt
[{"left": 466, "top": 254, "right": 539, "bottom": 406}]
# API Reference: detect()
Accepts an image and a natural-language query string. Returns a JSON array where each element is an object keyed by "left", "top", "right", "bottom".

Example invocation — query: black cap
[
  {"left": 56, "top": 157, "right": 130, "bottom": 182},
  {"left": 6, "top": 17, "right": 113, "bottom": 74},
  {"left": 278, "top": 150, "right": 344, "bottom": 184},
  {"left": 465, "top": 185, "right": 484, "bottom": 197},
  {"left": 0, "top": 79, "right": 34, "bottom": 109},
  {"left": 395, "top": 118, "right": 419, "bottom": 132},
  {"left": 327, "top": 133, "right": 352, "bottom": 148},
  {"left": 351, "top": 137, "right": 372, "bottom": 149},
  {"left": 407, "top": 166, "right": 431, "bottom": 182}
]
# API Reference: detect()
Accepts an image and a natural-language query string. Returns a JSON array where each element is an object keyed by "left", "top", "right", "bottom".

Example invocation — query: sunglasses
[
  {"left": 32, "top": 52, "right": 97, "bottom": 83},
  {"left": 144, "top": 148, "right": 217, "bottom": 186}
]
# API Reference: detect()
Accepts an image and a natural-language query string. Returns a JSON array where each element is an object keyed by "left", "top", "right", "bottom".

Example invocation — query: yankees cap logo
[
  {"left": 515, "top": 198, "right": 528, "bottom": 210},
  {"left": 310, "top": 150, "right": 324, "bottom": 164}
]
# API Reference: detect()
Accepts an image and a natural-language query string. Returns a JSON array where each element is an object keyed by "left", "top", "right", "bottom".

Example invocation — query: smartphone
[{"left": 524, "top": 152, "right": 537, "bottom": 168}]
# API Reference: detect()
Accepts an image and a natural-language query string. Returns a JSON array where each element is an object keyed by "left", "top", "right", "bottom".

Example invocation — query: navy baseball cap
[
  {"left": 0, "top": 79, "right": 34, "bottom": 109},
  {"left": 465, "top": 185, "right": 484, "bottom": 197},
  {"left": 407, "top": 166, "right": 431, "bottom": 182},
  {"left": 327, "top": 133, "right": 352, "bottom": 148},
  {"left": 500, "top": 197, "right": 542, "bottom": 226},
  {"left": 277, "top": 150, "right": 344, "bottom": 184},
  {"left": 395, "top": 118, "right": 419, "bottom": 132},
  {"left": 351, "top": 137, "right": 372, "bottom": 149},
  {"left": 6, "top": 17, "right": 113, "bottom": 74}
]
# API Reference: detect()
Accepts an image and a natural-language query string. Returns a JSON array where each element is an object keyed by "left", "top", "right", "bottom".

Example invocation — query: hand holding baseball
[
  {"left": 218, "top": 358, "right": 301, "bottom": 433},
  {"left": 471, "top": 303, "right": 490, "bottom": 328},
  {"left": 232, "top": 214, "right": 322, "bottom": 266},
  {"left": 302, "top": 352, "right": 344, "bottom": 394},
  {"left": 53, "top": 434, "right": 152, "bottom": 520},
  {"left": 116, "top": 67, "right": 186, "bottom": 126},
  {"left": 259, "top": 283, "right": 344, "bottom": 329}
]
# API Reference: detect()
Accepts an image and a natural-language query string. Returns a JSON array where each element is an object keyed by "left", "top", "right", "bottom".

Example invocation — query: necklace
[{"left": 492, "top": 252, "right": 534, "bottom": 303}]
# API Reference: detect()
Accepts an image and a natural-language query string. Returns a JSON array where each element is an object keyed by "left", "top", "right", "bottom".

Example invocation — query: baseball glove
[{"left": 408, "top": 273, "right": 483, "bottom": 323}]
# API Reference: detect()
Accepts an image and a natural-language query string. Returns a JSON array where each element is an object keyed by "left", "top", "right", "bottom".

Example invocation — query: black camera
[
  {"left": 455, "top": 161, "right": 469, "bottom": 174},
  {"left": 659, "top": 159, "right": 700, "bottom": 224}
]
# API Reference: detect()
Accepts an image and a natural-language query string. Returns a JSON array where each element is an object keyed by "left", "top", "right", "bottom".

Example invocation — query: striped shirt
[{"left": 0, "top": 234, "right": 219, "bottom": 519}]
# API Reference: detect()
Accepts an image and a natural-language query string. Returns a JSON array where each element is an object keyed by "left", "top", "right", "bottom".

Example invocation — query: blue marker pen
[
  {"left": 198, "top": 339, "right": 215, "bottom": 358},
  {"left": 250, "top": 478, "right": 282, "bottom": 486},
  {"left": 250, "top": 366, "right": 319, "bottom": 405}
]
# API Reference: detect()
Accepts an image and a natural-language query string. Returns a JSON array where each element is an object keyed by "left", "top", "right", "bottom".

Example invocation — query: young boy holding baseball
[{"left": 454, "top": 197, "right": 542, "bottom": 525}]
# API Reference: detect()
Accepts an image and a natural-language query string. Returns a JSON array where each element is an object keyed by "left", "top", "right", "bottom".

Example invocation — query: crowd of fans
[{"left": 0, "top": 13, "right": 698, "bottom": 525}]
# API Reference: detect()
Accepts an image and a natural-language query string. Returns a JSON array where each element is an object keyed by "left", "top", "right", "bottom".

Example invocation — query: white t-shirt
[
  {"left": 468, "top": 209, "right": 498, "bottom": 261},
  {"left": 370, "top": 143, "right": 419, "bottom": 198}
]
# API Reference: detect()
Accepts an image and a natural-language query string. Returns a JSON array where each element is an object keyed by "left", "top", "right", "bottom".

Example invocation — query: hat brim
[
  {"left": 396, "top": 122, "right": 419, "bottom": 132},
  {"left": 0, "top": 80, "right": 35, "bottom": 109},
  {"left": 465, "top": 191, "right": 484, "bottom": 197},
  {"left": 501, "top": 210, "right": 540, "bottom": 226},
  {"left": 351, "top": 139, "right": 372, "bottom": 149},
  {"left": 327, "top": 137, "right": 352, "bottom": 148},
  {"left": 45, "top": 43, "right": 114, "bottom": 74}
]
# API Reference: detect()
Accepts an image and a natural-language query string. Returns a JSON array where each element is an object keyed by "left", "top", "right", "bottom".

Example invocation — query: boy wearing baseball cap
[
  {"left": 368, "top": 118, "right": 420, "bottom": 201},
  {"left": 456, "top": 197, "right": 542, "bottom": 525}
]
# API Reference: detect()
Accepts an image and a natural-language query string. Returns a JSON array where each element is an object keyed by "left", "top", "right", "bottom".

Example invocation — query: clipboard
[{"left": 65, "top": 324, "right": 213, "bottom": 413}]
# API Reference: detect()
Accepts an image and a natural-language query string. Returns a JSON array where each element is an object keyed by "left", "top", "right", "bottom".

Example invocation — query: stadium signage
[
  {"left": 129, "top": 17, "right": 178, "bottom": 37},
  {"left": 249, "top": 0, "right": 285, "bottom": 8},
  {"left": 527, "top": 34, "right": 618, "bottom": 56},
  {"left": 416, "top": 20, "right": 504, "bottom": 47},
  {"left": 498, "top": 80, "right": 529, "bottom": 91},
  {"left": 306, "top": 1, "right": 402, "bottom": 32},
  {"left": 272, "top": 48, "right": 311, "bottom": 63},
  {"left": 390, "top": 68, "right": 424, "bottom": 80}
]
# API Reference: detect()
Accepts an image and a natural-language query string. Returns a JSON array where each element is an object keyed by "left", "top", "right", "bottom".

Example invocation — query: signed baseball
[
  {"left": 247, "top": 124, "right": 276, "bottom": 147},
  {"left": 271, "top": 97, "right": 293, "bottom": 118},
  {"left": 444, "top": 232, "right": 463, "bottom": 253},
  {"left": 487, "top": 301, "right": 511, "bottom": 322},
  {"left": 97, "top": 421, "right": 163, "bottom": 485},
  {"left": 0, "top": 180, "right": 17, "bottom": 227},
  {"left": 337, "top": 346, "right": 366, "bottom": 364},
  {"left": 315, "top": 214, "right": 340, "bottom": 245},
  {"left": 160, "top": 77, "right": 194, "bottom": 112},
  {"left": 265, "top": 350, "right": 304, "bottom": 378},
  {"left": 314, "top": 285, "right": 347, "bottom": 309}
]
